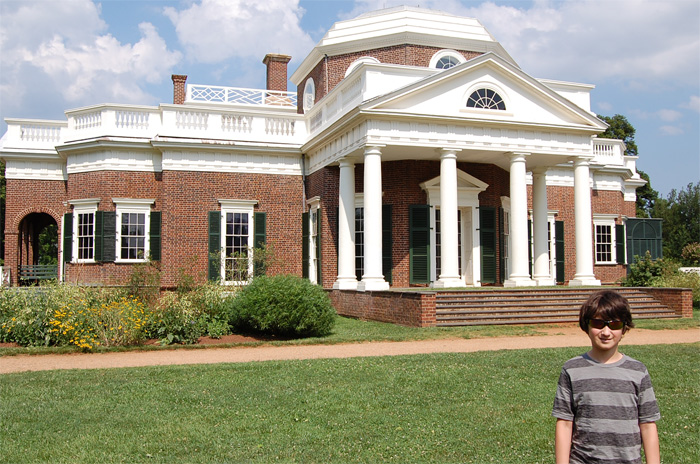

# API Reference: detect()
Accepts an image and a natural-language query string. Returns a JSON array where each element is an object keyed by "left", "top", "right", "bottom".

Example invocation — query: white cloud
[
  {"left": 0, "top": 0, "right": 181, "bottom": 117},
  {"left": 681, "top": 95, "right": 700, "bottom": 113},
  {"left": 657, "top": 109, "right": 683, "bottom": 122},
  {"left": 659, "top": 125, "right": 684, "bottom": 136},
  {"left": 165, "top": 0, "right": 315, "bottom": 64}
]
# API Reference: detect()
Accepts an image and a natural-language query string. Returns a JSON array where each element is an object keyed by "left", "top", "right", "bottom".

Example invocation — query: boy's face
[{"left": 587, "top": 317, "right": 624, "bottom": 355}]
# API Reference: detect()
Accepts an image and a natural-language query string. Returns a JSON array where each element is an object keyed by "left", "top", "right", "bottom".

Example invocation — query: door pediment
[{"left": 420, "top": 169, "right": 488, "bottom": 207}]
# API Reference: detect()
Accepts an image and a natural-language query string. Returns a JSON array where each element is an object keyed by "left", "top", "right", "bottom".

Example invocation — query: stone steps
[{"left": 435, "top": 287, "right": 678, "bottom": 326}]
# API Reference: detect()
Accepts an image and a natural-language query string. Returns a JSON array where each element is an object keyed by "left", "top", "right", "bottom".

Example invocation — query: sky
[{"left": 0, "top": 0, "right": 698, "bottom": 197}]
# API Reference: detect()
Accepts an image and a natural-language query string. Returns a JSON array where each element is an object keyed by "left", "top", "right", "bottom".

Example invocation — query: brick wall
[
  {"left": 160, "top": 170, "right": 304, "bottom": 287},
  {"left": 263, "top": 54, "right": 291, "bottom": 92},
  {"left": 297, "top": 45, "right": 483, "bottom": 113},
  {"left": 642, "top": 287, "right": 694, "bottom": 318},
  {"left": 4, "top": 179, "right": 67, "bottom": 285},
  {"left": 329, "top": 289, "right": 437, "bottom": 327},
  {"left": 172, "top": 75, "right": 187, "bottom": 104}
]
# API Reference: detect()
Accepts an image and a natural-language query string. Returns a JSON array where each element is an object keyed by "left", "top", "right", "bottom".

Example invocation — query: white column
[
  {"left": 434, "top": 148, "right": 465, "bottom": 288},
  {"left": 333, "top": 158, "right": 357, "bottom": 290},
  {"left": 532, "top": 168, "right": 555, "bottom": 286},
  {"left": 505, "top": 152, "right": 536, "bottom": 287},
  {"left": 357, "top": 146, "right": 389, "bottom": 291},
  {"left": 570, "top": 156, "right": 601, "bottom": 286}
]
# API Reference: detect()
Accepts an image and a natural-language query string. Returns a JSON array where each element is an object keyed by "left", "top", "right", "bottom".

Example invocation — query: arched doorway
[{"left": 17, "top": 213, "right": 59, "bottom": 284}]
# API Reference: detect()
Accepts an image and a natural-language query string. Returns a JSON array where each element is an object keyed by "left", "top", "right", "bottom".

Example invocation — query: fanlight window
[
  {"left": 436, "top": 55, "right": 460, "bottom": 69},
  {"left": 466, "top": 89, "right": 506, "bottom": 110}
]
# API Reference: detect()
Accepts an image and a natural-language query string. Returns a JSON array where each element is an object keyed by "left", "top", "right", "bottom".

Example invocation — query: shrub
[
  {"left": 148, "top": 292, "right": 207, "bottom": 345},
  {"left": 230, "top": 274, "right": 335, "bottom": 338},
  {"left": 623, "top": 252, "right": 674, "bottom": 287},
  {"left": 681, "top": 242, "right": 700, "bottom": 266}
]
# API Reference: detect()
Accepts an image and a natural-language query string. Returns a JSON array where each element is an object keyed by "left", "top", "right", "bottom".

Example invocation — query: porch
[{"left": 328, "top": 287, "right": 692, "bottom": 327}]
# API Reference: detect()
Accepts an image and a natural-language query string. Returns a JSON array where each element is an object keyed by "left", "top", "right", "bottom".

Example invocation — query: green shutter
[
  {"left": 315, "top": 208, "right": 322, "bottom": 285},
  {"left": 555, "top": 220, "right": 565, "bottom": 284},
  {"left": 527, "top": 218, "right": 533, "bottom": 277},
  {"left": 63, "top": 213, "right": 73, "bottom": 263},
  {"left": 480, "top": 207, "right": 497, "bottom": 284},
  {"left": 208, "top": 211, "right": 220, "bottom": 281},
  {"left": 302, "top": 212, "right": 309, "bottom": 279},
  {"left": 409, "top": 204, "right": 430, "bottom": 284},
  {"left": 253, "top": 212, "right": 267, "bottom": 276},
  {"left": 616, "top": 223, "right": 626, "bottom": 264},
  {"left": 498, "top": 208, "right": 505, "bottom": 282},
  {"left": 149, "top": 211, "right": 161, "bottom": 261},
  {"left": 95, "top": 211, "right": 116, "bottom": 263},
  {"left": 382, "top": 204, "right": 392, "bottom": 284}
]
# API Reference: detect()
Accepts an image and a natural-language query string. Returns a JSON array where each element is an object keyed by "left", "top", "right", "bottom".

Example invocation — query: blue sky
[{"left": 1, "top": 0, "right": 698, "bottom": 198}]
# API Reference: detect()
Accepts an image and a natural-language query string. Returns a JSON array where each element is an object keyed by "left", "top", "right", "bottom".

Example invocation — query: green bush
[
  {"left": 681, "top": 242, "right": 700, "bottom": 266},
  {"left": 624, "top": 252, "right": 700, "bottom": 304},
  {"left": 230, "top": 274, "right": 335, "bottom": 338}
]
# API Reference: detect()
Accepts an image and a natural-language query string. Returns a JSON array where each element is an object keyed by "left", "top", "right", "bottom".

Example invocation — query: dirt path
[{"left": 1, "top": 326, "right": 698, "bottom": 374}]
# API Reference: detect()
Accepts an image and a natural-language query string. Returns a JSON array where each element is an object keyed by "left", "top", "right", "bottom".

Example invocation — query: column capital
[
  {"left": 338, "top": 158, "right": 355, "bottom": 169},
  {"left": 364, "top": 145, "right": 385, "bottom": 155},
  {"left": 436, "top": 148, "right": 462, "bottom": 159},
  {"left": 572, "top": 154, "right": 595, "bottom": 166},
  {"left": 531, "top": 167, "right": 548, "bottom": 175},
  {"left": 508, "top": 152, "right": 530, "bottom": 163}
]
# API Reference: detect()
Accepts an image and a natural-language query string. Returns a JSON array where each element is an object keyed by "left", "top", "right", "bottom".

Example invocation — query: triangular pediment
[
  {"left": 420, "top": 169, "right": 489, "bottom": 192},
  {"left": 361, "top": 53, "right": 606, "bottom": 131}
]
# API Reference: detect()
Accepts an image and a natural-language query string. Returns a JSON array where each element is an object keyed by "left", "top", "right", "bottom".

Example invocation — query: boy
[{"left": 552, "top": 290, "right": 661, "bottom": 464}]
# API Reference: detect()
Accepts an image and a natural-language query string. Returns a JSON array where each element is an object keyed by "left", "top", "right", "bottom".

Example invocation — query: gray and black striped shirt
[{"left": 552, "top": 353, "right": 660, "bottom": 464}]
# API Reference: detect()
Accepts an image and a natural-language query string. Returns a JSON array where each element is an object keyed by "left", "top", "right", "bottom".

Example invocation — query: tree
[
  {"left": 650, "top": 182, "right": 700, "bottom": 260},
  {"left": 597, "top": 114, "right": 658, "bottom": 216},
  {"left": 597, "top": 114, "right": 638, "bottom": 156}
]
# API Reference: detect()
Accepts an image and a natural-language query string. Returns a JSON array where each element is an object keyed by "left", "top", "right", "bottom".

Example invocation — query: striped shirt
[{"left": 552, "top": 353, "right": 661, "bottom": 464}]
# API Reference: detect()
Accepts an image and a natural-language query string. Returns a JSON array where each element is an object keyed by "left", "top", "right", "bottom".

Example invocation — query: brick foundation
[
  {"left": 329, "top": 289, "right": 437, "bottom": 327},
  {"left": 642, "top": 287, "right": 694, "bottom": 318}
]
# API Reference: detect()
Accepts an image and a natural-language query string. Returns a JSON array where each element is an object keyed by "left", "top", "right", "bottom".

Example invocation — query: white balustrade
[
  {"left": 187, "top": 84, "right": 297, "bottom": 108},
  {"left": 592, "top": 138, "right": 625, "bottom": 166}
]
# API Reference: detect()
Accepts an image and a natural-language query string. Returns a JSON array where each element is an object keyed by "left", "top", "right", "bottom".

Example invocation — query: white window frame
[
  {"left": 220, "top": 199, "right": 257, "bottom": 285},
  {"left": 303, "top": 78, "right": 315, "bottom": 112},
  {"left": 114, "top": 198, "right": 154, "bottom": 263},
  {"left": 354, "top": 194, "right": 365, "bottom": 280},
  {"left": 429, "top": 49, "right": 465, "bottom": 69},
  {"left": 307, "top": 197, "right": 320, "bottom": 284},
  {"left": 69, "top": 199, "right": 99, "bottom": 263},
  {"left": 594, "top": 215, "right": 618, "bottom": 265},
  {"left": 501, "top": 197, "right": 511, "bottom": 281}
]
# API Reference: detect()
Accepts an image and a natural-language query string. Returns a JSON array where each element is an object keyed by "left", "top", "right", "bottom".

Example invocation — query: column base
[
  {"left": 569, "top": 276, "right": 601, "bottom": 287},
  {"left": 433, "top": 278, "right": 466, "bottom": 288},
  {"left": 534, "top": 276, "right": 556, "bottom": 287},
  {"left": 333, "top": 278, "right": 358, "bottom": 290},
  {"left": 504, "top": 276, "right": 536, "bottom": 287},
  {"left": 357, "top": 278, "right": 390, "bottom": 292}
]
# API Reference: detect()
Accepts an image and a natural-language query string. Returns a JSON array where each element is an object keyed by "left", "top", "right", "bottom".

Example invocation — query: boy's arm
[
  {"left": 640, "top": 422, "right": 660, "bottom": 464},
  {"left": 555, "top": 419, "right": 573, "bottom": 464}
]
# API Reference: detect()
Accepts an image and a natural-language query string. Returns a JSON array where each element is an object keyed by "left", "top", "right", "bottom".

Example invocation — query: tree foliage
[
  {"left": 597, "top": 114, "right": 638, "bottom": 156},
  {"left": 597, "top": 114, "right": 658, "bottom": 217},
  {"left": 650, "top": 182, "right": 700, "bottom": 260}
]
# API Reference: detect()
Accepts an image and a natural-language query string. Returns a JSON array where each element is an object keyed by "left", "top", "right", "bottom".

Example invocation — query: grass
[{"left": 0, "top": 344, "right": 697, "bottom": 463}]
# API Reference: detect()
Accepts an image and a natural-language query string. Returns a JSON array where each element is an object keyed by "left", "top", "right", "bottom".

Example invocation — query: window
[
  {"left": 114, "top": 199, "right": 154, "bottom": 263},
  {"left": 69, "top": 199, "right": 99, "bottom": 263},
  {"left": 429, "top": 49, "right": 465, "bottom": 70},
  {"left": 355, "top": 207, "right": 364, "bottom": 280},
  {"left": 594, "top": 218, "right": 617, "bottom": 264},
  {"left": 77, "top": 212, "right": 95, "bottom": 261},
  {"left": 466, "top": 88, "right": 506, "bottom": 110},
  {"left": 436, "top": 55, "right": 460, "bottom": 69},
  {"left": 308, "top": 200, "right": 320, "bottom": 284},
  {"left": 216, "top": 200, "right": 260, "bottom": 284},
  {"left": 303, "top": 78, "right": 315, "bottom": 111}
]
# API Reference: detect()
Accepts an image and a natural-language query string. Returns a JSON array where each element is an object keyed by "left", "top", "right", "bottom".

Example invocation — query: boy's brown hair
[{"left": 579, "top": 290, "right": 635, "bottom": 333}]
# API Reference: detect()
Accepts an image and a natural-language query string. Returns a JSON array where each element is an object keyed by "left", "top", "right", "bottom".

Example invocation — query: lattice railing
[{"left": 187, "top": 85, "right": 297, "bottom": 108}]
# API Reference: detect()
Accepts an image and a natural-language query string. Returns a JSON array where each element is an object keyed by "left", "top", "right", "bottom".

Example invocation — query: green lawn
[{"left": 1, "top": 344, "right": 698, "bottom": 463}]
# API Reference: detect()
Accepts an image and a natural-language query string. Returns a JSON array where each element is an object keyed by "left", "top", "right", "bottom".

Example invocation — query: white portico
[{"left": 302, "top": 49, "right": 609, "bottom": 290}]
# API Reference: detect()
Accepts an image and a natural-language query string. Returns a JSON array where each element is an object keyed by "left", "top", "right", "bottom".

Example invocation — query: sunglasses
[{"left": 589, "top": 319, "right": 625, "bottom": 330}]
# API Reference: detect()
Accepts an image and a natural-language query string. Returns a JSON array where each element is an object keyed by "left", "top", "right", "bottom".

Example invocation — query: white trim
[
  {"left": 71, "top": 200, "right": 99, "bottom": 264},
  {"left": 219, "top": 202, "right": 256, "bottom": 285},
  {"left": 303, "top": 78, "right": 316, "bottom": 112},
  {"left": 345, "top": 57, "right": 380, "bottom": 77},
  {"left": 593, "top": 216, "right": 617, "bottom": 265},
  {"left": 429, "top": 49, "right": 466, "bottom": 69},
  {"left": 114, "top": 200, "right": 152, "bottom": 263}
]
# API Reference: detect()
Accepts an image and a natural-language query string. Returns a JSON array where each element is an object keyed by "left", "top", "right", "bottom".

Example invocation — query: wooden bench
[{"left": 19, "top": 265, "right": 58, "bottom": 281}]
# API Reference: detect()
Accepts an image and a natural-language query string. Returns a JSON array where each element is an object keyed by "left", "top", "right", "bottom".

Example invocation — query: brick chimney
[
  {"left": 171, "top": 74, "right": 187, "bottom": 104},
  {"left": 263, "top": 54, "right": 292, "bottom": 92}
]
